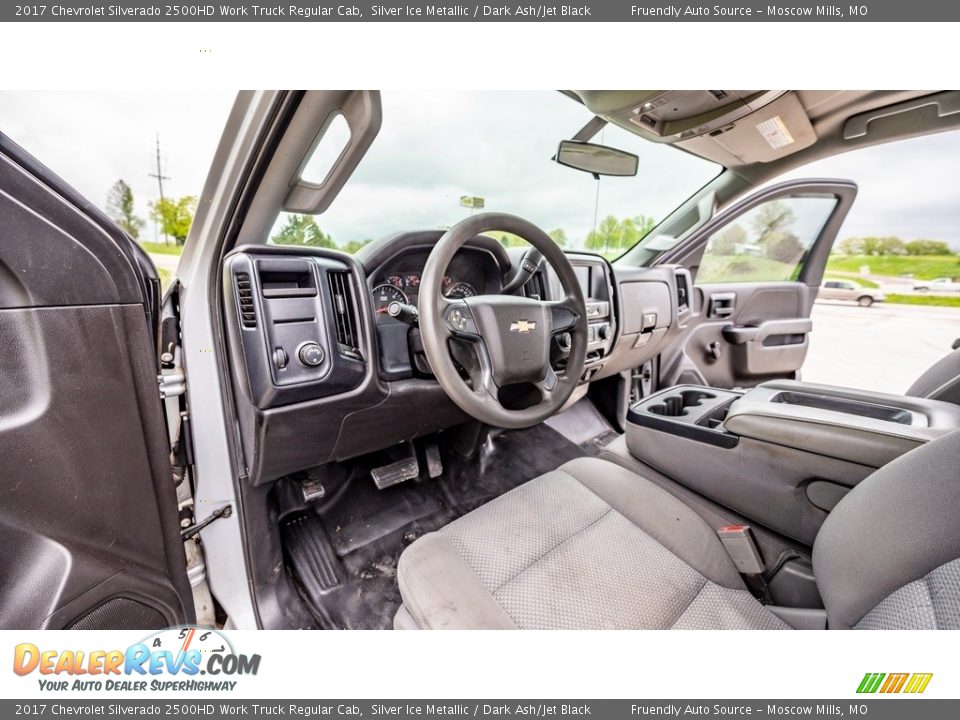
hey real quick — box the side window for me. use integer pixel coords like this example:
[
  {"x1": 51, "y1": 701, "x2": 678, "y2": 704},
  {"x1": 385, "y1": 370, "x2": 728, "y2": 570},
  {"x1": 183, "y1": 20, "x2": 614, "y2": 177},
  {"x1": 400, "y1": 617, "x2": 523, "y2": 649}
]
[{"x1": 697, "y1": 196, "x2": 837, "y2": 284}]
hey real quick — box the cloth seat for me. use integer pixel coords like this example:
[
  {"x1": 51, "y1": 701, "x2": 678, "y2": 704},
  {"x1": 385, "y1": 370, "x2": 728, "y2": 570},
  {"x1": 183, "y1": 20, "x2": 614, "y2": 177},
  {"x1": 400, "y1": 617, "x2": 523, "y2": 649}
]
[
  {"x1": 396, "y1": 457, "x2": 789, "y2": 630},
  {"x1": 397, "y1": 430, "x2": 960, "y2": 630},
  {"x1": 907, "y1": 344, "x2": 960, "y2": 405}
]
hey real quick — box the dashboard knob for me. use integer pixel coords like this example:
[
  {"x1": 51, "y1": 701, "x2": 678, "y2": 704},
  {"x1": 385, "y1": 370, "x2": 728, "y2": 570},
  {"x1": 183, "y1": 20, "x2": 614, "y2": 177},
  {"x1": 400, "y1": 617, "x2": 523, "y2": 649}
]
[
  {"x1": 297, "y1": 342, "x2": 325, "y2": 367},
  {"x1": 598, "y1": 324, "x2": 610, "y2": 340}
]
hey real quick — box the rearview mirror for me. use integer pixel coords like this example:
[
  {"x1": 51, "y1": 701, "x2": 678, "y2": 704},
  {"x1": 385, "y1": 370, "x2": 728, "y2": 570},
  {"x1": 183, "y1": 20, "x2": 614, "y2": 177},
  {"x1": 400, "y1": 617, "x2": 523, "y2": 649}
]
[{"x1": 554, "y1": 140, "x2": 639, "y2": 177}]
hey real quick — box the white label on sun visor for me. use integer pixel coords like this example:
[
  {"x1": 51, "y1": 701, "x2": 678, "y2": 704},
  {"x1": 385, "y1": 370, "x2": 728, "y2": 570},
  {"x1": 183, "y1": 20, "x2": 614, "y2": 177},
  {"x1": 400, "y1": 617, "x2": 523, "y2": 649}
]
[{"x1": 756, "y1": 116, "x2": 795, "y2": 149}]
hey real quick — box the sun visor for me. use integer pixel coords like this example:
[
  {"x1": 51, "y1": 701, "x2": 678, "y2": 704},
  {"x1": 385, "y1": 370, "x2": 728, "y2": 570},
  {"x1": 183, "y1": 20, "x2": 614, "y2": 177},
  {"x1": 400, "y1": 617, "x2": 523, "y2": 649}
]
[{"x1": 681, "y1": 92, "x2": 816, "y2": 165}]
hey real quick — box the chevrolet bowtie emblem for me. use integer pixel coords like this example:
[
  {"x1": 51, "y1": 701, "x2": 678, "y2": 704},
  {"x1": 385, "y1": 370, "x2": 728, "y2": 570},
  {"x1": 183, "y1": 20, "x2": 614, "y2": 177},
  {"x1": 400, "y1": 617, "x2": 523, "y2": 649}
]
[{"x1": 510, "y1": 320, "x2": 536, "y2": 333}]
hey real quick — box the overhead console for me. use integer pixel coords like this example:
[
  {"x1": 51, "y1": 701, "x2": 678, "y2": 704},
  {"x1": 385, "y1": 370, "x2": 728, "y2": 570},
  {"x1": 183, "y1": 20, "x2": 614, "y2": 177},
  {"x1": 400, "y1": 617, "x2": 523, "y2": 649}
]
[{"x1": 224, "y1": 246, "x2": 367, "y2": 408}]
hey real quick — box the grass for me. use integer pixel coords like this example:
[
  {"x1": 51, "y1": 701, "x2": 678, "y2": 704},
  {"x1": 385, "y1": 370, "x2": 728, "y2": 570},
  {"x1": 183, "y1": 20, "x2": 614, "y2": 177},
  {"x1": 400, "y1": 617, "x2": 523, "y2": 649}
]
[
  {"x1": 698, "y1": 255, "x2": 798, "y2": 283},
  {"x1": 826, "y1": 254, "x2": 960, "y2": 281},
  {"x1": 157, "y1": 268, "x2": 173, "y2": 292},
  {"x1": 886, "y1": 293, "x2": 960, "y2": 308},
  {"x1": 139, "y1": 241, "x2": 184, "y2": 256}
]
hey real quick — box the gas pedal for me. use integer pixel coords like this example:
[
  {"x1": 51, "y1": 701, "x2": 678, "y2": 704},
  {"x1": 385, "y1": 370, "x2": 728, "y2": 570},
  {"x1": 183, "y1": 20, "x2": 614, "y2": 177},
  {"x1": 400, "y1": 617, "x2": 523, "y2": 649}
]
[
  {"x1": 371, "y1": 456, "x2": 420, "y2": 490},
  {"x1": 424, "y1": 441, "x2": 443, "y2": 479}
]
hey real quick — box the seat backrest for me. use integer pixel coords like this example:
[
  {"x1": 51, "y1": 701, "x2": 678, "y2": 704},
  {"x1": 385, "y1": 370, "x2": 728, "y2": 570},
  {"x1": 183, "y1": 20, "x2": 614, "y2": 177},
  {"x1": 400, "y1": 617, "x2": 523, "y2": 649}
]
[
  {"x1": 813, "y1": 429, "x2": 960, "y2": 629},
  {"x1": 906, "y1": 347, "x2": 960, "y2": 405}
]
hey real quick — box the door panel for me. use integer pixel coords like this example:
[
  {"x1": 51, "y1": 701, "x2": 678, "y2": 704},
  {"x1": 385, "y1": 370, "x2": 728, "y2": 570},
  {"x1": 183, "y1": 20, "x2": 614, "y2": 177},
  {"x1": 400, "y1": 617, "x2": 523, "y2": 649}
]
[
  {"x1": 658, "y1": 179, "x2": 857, "y2": 390},
  {"x1": 0, "y1": 134, "x2": 192, "y2": 628},
  {"x1": 667, "y1": 282, "x2": 816, "y2": 388}
]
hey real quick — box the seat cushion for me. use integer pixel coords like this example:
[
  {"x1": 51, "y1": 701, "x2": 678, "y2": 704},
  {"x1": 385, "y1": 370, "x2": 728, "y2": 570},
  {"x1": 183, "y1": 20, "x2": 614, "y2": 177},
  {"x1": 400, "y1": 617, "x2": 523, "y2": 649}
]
[{"x1": 396, "y1": 457, "x2": 789, "y2": 630}]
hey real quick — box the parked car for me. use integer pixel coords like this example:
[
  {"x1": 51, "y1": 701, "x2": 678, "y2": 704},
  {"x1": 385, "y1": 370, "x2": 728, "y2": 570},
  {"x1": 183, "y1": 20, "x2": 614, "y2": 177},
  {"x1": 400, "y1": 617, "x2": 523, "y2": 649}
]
[
  {"x1": 818, "y1": 279, "x2": 886, "y2": 306},
  {"x1": 913, "y1": 277, "x2": 960, "y2": 293}
]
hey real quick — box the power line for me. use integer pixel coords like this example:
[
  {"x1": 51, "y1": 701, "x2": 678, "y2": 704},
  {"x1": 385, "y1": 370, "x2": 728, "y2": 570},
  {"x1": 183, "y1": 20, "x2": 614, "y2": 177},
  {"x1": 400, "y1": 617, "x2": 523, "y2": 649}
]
[{"x1": 148, "y1": 134, "x2": 171, "y2": 244}]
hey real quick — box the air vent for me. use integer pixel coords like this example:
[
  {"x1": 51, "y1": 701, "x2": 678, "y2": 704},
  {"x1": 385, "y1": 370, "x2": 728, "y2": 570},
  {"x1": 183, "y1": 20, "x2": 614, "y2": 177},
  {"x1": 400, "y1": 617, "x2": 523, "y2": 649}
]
[
  {"x1": 235, "y1": 272, "x2": 257, "y2": 328},
  {"x1": 327, "y1": 270, "x2": 362, "y2": 360}
]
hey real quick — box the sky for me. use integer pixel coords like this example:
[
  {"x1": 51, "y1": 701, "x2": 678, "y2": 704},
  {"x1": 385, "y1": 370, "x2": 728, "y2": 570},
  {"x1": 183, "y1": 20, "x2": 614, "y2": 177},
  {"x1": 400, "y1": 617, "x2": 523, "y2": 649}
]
[{"x1": 1, "y1": 90, "x2": 958, "y2": 249}]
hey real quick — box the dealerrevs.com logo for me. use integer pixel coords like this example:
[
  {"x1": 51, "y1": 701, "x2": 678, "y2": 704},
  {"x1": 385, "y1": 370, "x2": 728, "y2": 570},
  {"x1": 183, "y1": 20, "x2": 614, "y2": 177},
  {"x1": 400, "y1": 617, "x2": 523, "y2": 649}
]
[{"x1": 13, "y1": 627, "x2": 260, "y2": 692}]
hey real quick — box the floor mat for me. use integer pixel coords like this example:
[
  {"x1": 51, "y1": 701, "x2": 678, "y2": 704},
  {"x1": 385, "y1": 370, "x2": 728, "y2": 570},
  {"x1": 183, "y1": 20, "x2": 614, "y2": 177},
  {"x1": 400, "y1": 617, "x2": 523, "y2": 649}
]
[{"x1": 281, "y1": 411, "x2": 618, "y2": 629}]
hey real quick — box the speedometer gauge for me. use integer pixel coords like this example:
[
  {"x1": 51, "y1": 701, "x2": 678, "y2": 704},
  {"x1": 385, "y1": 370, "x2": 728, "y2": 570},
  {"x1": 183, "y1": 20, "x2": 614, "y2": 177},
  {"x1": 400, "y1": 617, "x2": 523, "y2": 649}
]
[
  {"x1": 372, "y1": 284, "x2": 409, "y2": 315},
  {"x1": 444, "y1": 282, "x2": 478, "y2": 299}
]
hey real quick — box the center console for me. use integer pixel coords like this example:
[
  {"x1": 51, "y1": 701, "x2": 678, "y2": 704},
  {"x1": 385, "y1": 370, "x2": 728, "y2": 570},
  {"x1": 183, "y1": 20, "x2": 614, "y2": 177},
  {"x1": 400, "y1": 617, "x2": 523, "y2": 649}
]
[{"x1": 622, "y1": 380, "x2": 960, "y2": 546}]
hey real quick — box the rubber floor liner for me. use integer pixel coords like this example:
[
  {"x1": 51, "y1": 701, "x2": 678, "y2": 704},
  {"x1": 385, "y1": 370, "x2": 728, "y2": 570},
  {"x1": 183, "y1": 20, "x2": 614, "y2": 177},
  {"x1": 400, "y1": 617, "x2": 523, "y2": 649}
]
[
  {"x1": 282, "y1": 514, "x2": 343, "y2": 595},
  {"x1": 282, "y1": 417, "x2": 616, "y2": 628}
]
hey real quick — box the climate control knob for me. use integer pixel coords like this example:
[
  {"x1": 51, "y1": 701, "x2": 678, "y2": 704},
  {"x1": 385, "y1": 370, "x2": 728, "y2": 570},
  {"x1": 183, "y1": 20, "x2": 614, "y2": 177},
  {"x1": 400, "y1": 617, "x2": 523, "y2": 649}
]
[{"x1": 297, "y1": 342, "x2": 325, "y2": 367}]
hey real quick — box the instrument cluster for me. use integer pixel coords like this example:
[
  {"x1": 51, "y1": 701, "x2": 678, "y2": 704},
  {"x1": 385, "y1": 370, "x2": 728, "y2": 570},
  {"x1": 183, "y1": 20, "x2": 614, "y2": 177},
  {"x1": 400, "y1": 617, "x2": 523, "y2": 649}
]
[{"x1": 369, "y1": 247, "x2": 497, "y2": 323}]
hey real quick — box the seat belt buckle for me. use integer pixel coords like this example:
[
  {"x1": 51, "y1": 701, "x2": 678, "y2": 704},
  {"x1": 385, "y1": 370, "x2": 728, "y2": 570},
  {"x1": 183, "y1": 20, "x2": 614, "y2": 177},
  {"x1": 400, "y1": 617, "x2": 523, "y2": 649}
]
[{"x1": 717, "y1": 525, "x2": 765, "y2": 575}]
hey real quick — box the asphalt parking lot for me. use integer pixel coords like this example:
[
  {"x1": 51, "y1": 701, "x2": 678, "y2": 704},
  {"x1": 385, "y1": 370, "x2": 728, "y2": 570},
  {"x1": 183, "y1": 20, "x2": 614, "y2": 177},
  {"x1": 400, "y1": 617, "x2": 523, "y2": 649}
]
[{"x1": 803, "y1": 301, "x2": 960, "y2": 395}]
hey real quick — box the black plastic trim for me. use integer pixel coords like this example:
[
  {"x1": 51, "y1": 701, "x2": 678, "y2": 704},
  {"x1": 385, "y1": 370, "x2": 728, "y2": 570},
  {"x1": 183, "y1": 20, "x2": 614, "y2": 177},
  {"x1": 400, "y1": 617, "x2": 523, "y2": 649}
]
[{"x1": 626, "y1": 407, "x2": 740, "y2": 449}]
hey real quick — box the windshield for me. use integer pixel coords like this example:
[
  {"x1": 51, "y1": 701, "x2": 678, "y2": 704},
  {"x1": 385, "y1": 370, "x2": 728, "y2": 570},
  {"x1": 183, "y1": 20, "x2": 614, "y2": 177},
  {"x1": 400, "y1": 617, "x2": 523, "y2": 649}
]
[{"x1": 271, "y1": 91, "x2": 720, "y2": 258}]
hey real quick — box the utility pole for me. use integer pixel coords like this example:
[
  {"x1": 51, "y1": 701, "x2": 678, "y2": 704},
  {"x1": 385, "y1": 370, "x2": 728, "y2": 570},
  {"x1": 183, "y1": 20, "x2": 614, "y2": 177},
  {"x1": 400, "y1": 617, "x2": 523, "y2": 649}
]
[{"x1": 148, "y1": 134, "x2": 171, "y2": 244}]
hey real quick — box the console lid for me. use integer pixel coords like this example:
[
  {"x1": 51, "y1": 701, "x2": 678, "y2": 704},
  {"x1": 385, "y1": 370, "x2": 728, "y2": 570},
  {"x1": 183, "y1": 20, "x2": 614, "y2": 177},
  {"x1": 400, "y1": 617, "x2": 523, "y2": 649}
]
[{"x1": 723, "y1": 380, "x2": 960, "y2": 467}]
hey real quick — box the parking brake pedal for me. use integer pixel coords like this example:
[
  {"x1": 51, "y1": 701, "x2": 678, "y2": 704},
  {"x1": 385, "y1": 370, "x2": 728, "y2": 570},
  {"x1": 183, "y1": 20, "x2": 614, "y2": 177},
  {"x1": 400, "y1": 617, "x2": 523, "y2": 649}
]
[{"x1": 371, "y1": 443, "x2": 420, "y2": 490}]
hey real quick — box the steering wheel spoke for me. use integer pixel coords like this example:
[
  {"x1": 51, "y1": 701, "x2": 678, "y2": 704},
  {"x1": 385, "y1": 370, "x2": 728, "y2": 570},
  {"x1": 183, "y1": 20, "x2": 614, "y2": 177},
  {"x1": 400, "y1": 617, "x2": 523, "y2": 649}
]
[
  {"x1": 462, "y1": 336, "x2": 500, "y2": 402},
  {"x1": 441, "y1": 299, "x2": 480, "y2": 339},
  {"x1": 534, "y1": 365, "x2": 560, "y2": 403},
  {"x1": 546, "y1": 295, "x2": 581, "y2": 334}
]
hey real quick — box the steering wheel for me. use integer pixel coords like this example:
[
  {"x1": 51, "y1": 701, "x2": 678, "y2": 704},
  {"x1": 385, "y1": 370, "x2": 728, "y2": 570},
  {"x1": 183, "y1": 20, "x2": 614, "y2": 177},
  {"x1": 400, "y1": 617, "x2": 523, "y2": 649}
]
[{"x1": 420, "y1": 212, "x2": 588, "y2": 429}]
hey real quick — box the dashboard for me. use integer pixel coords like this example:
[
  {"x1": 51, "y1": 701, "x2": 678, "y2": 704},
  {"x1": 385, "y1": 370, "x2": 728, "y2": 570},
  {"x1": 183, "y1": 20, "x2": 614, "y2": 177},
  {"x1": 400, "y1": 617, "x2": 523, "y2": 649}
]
[{"x1": 221, "y1": 231, "x2": 683, "y2": 483}]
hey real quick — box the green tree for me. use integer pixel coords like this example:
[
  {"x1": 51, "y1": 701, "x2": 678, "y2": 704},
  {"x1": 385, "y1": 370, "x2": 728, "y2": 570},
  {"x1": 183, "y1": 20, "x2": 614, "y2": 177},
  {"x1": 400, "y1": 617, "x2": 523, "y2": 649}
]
[
  {"x1": 496, "y1": 232, "x2": 529, "y2": 248},
  {"x1": 341, "y1": 238, "x2": 373, "y2": 254},
  {"x1": 837, "y1": 237, "x2": 863, "y2": 255},
  {"x1": 840, "y1": 236, "x2": 908, "y2": 256},
  {"x1": 709, "y1": 223, "x2": 746, "y2": 256},
  {"x1": 906, "y1": 239, "x2": 953, "y2": 256},
  {"x1": 874, "y1": 237, "x2": 907, "y2": 256},
  {"x1": 149, "y1": 195, "x2": 198, "y2": 246},
  {"x1": 548, "y1": 228, "x2": 568, "y2": 247},
  {"x1": 106, "y1": 179, "x2": 144, "y2": 239},
  {"x1": 618, "y1": 215, "x2": 655, "y2": 251},
  {"x1": 585, "y1": 215, "x2": 621, "y2": 252},
  {"x1": 750, "y1": 201, "x2": 796, "y2": 245},
  {"x1": 765, "y1": 232, "x2": 805, "y2": 264},
  {"x1": 271, "y1": 214, "x2": 335, "y2": 248}
]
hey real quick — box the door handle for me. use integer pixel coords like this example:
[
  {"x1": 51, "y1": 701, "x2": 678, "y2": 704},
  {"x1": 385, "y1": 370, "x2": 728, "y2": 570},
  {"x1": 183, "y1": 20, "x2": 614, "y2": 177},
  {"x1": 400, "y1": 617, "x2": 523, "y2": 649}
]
[
  {"x1": 708, "y1": 292, "x2": 737, "y2": 319},
  {"x1": 722, "y1": 325, "x2": 760, "y2": 345}
]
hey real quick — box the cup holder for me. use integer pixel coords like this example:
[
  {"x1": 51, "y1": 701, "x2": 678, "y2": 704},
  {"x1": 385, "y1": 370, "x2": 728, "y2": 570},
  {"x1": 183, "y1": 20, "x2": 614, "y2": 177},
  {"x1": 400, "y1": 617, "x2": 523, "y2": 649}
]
[{"x1": 648, "y1": 390, "x2": 716, "y2": 417}]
